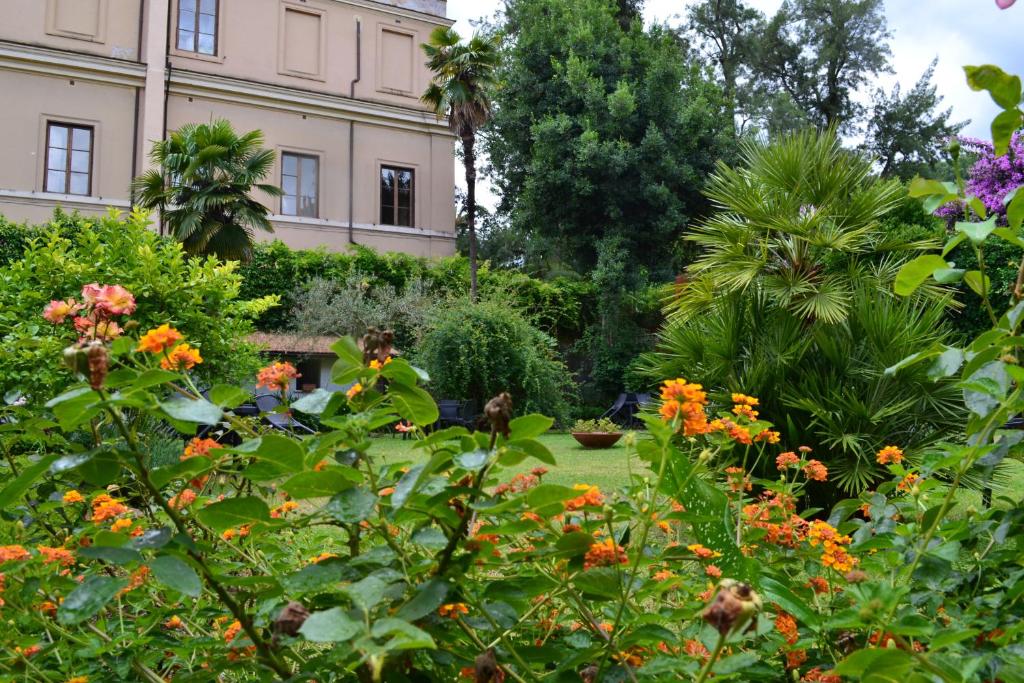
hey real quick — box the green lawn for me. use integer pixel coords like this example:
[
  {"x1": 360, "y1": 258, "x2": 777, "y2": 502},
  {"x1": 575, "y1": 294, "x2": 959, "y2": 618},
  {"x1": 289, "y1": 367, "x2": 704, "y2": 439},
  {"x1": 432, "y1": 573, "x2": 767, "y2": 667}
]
[
  {"x1": 370, "y1": 432, "x2": 643, "y2": 491},
  {"x1": 368, "y1": 432, "x2": 1024, "y2": 510}
]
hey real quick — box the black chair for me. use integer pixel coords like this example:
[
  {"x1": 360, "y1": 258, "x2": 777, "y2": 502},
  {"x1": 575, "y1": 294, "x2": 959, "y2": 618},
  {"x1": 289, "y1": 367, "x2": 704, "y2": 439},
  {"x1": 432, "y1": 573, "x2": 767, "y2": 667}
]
[
  {"x1": 436, "y1": 400, "x2": 474, "y2": 430},
  {"x1": 253, "y1": 393, "x2": 315, "y2": 434}
]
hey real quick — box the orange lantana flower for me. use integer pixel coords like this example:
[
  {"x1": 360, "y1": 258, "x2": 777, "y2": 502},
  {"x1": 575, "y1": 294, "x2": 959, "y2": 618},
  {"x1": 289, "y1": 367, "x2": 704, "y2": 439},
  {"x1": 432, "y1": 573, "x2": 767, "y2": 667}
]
[
  {"x1": 256, "y1": 361, "x2": 299, "y2": 393},
  {"x1": 160, "y1": 343, "x2": 203, "y2": 371},
  {"x1": 137, "y1": 324, "x2": 183, "y2": 354},
  {"x1": 876, "y1": 445, "x2": 904, "y2": 465}
]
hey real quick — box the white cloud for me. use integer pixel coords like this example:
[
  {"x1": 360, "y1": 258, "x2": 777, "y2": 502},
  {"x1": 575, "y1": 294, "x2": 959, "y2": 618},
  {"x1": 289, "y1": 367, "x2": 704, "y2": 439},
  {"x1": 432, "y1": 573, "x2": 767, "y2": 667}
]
[{"x1": 448, "y1": 0, "x2": 1024, "y2": 209}]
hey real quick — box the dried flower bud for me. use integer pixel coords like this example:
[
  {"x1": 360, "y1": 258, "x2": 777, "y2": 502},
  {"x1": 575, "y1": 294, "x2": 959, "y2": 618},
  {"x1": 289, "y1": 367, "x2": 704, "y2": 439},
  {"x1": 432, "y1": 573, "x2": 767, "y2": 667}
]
[
  {"x1": 701, "y1": 579, "x2": 762, "y2": 636},
  {"x1": 273, "y1": 601, "x2": 309, "y2": 637},
  {"x1": 844, "y1": 569, "x2": 868, "y2": 583},
  {"x1": 86, "y1": 341, "x2": 109, "y2": 390},
  {"x1": 63, "y1": 344, "x2": 89, "y2": 377},
  {"x1": 485, "y1": 392, "x2": 513, "y2": 438},
  {"x1": 579, "y1": 665, "x2": 599, "y2": 683},
  {"x1": 474, "y1": 648, "x2": 502, "y2": 683}
]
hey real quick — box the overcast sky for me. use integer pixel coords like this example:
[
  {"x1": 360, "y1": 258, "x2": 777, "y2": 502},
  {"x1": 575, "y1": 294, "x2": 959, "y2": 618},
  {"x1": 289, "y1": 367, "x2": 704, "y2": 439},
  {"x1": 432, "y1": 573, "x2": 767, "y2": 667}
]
[{"x1": 445, "y1": 0, "x2": 1024, "y2": 210}]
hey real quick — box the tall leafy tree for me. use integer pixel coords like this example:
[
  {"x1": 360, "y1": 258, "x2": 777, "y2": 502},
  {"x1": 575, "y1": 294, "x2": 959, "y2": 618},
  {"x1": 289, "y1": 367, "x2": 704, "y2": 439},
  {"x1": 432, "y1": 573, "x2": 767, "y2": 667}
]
[
  {"x1": 132, "y1": 120, "x2": 280, "y2": 262},
  {"x1": 485, "y1": 0, "x2": 731, "y2": 277},
  {"x1": 422, "y1": 26, "x2": 499, "y2": 301},
  {"x1": 686, "y1": 0, "x2": 765, "y2": 135},
  {"x1": 862, "y1": 60, "x2": 967, "y2": 179},
  {"x1": 757, "y1": 0, "x2": 892, "y2": 132}
]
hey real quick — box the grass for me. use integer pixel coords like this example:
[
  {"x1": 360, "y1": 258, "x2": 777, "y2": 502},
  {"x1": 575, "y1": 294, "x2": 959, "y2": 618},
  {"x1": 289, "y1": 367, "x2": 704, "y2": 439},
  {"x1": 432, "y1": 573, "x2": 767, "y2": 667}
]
[
  {"x1": 368, "y1": 432, "x2": 1024, "y2": 510},
  {"x1": 370, "y1": 432, "x2": 642, "y2": 491}
]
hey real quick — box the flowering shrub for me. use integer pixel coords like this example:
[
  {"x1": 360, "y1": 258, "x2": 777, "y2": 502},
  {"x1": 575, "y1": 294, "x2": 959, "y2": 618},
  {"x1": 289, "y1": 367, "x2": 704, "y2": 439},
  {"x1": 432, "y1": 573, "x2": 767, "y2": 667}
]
[
  {"x1": 3, "y1": 285, "x2": 1024, "y2": 681},
  {"x1": 0, "y1": 210, "x2": 277, "y2": 404}
]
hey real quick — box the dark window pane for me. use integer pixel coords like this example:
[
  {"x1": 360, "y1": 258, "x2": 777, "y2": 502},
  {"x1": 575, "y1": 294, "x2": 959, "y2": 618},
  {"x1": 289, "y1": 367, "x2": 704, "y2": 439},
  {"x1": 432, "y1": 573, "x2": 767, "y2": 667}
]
[{"x1": 397, "y1": 207, "x2": 411, "y2": 226}]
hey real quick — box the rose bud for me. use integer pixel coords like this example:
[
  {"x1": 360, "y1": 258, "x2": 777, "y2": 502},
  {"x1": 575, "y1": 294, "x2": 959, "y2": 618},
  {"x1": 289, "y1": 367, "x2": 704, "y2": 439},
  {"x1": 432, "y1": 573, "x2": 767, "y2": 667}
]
[
  {"x1": 701, "y1": 579, "x2": 762, "y2": 636},
  {"x1": 273, "y1": 601, "x2": 309, "y2": 637}
]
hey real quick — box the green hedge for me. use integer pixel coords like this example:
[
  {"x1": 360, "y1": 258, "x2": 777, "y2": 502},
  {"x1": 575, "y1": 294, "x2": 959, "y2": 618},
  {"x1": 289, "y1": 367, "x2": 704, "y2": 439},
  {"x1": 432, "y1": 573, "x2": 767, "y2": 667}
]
[{"x1": 238, "y1": 241, "x2": 597, "y2": 340}]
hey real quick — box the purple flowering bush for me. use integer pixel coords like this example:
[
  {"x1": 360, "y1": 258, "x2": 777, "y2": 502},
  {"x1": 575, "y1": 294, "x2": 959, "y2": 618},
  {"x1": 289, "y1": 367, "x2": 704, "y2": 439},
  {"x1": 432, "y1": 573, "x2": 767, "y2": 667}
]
[{"x1": 936, "y1": 133, "x2": 1024, "y2": 224}]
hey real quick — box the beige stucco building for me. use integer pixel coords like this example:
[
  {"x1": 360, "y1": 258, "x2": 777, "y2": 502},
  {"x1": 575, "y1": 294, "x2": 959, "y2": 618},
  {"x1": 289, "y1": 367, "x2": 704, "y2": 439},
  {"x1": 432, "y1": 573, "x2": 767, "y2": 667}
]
[{"x1": 0, "y1": 0, "x2": 457, "y2": 257}]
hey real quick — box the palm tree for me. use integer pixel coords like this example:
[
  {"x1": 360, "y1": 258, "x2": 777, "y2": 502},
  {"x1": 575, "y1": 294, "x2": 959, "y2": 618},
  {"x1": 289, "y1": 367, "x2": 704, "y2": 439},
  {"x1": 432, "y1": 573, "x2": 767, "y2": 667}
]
[
  {"x1": 132, "y1": 120, "x2": 281, "y2": 262},
  {"x1": 422, "y1": 26, "x2": 499, "y2": 301},
  {"x1": 645, "y1": 129, "x2": 963, "y2": 497}
]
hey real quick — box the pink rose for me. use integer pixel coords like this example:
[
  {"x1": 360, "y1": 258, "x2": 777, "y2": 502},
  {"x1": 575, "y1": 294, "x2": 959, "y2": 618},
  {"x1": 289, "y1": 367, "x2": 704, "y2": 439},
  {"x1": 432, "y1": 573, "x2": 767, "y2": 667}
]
[
  {"x1": 93, "y1": 284, "x2": 137, "y2": 317},
  {"x1": 997, "y1": 0, "x2": 1016, "y2": 8},
  {"x1": 80, "y1": 283, "x2": 103, "y2": 305},
  {"x1": 42, "y1": 299, "x2": 80, "y2": 324}
]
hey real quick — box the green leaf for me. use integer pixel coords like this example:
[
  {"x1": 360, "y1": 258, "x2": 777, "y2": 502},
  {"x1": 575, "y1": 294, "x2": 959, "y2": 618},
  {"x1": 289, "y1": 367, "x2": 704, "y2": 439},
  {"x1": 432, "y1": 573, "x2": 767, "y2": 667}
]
[
  {"x1": 326, "y1": 487, "x2": 378, "y2": 523},
  {"x1": 455, "y1": 449, "x2": 489, "y2": 471},
  {"x1": 292, "y1": 388, "x2": 333, "y2": 416},
  {"x1": 908, "y1": 177, "x2": 954, "y2": 198},
  {"x1": 160, "y1": 397, "x2": 223, "y2": 425},
  {"x1": 391, "y1": 464, "x2": 425, "y2": 510},
  {"x1": 1008, "y1": 191, "x2": 1024, "y2": 232},
  {"x1": 299, "y1": 607, "x2": 362, "y2": 643},
  {"x1": 396, "y1": 579, "x2": 449, "y2": 621},
  {"x1": 992, "y1": 227, "x2": 1024, "y2": 249},
  {"x1": 78, "y1": 546, "x2": 142, "y2": 565},
  {"x1": 255, "y1": 434, "x2": 306, "y2": 471},
  {"x1": 835, "y1": 647, "x2": 914, "y2": 676},
  {"x1": 526, "y1": 484, "x2": 578, "y2": 509},
  {"x1": 150, "y1": 555, "x2": 202, "y2": 597},
  {"x1": 344, "y1": 575, "x2": 388, "y2": 613},
  {"x1": 928, "y1": 347, "x2": 964, "y2": 380},
  {"x1": 508, "y1": 414, "x2": 554, "y2": 440},
  {"x1": 965, "y1": 65, "x2": 1022, "y2": 109},
  {"x1": 58, "y1": 576, "x2": 127, "y2": 625},
  {"x1": 931, "y1": 268, "x2": 964, "y2": 285},
  {"x1": 388, "y1": 383, "x2": 439, "y2": 426},
  {"x1": 331, "y1": 337, "x2": 363, "y2": 366},
  {"x1": 941, "y1": 231, "x2": 968, "y2": 257},
  {"x1": 759, "y1": 577, "x2": 820, "y2": 632},
  {"x1": 370, "y1": 618, "x2": 436, "y2": 650},
  {"x1": 209, "y1": 384, "x2": 250, "y2": 409},
  {"x1": 992, "y1": 109, "x2": 1024, "y2": 157},
  {"x1": 894, "y1": 255, "x2": 949, "y2": 296},
  {"x1": 0, "y1": 454, "x2": 58, "y2": 510},
  {"x1": 963, "y1": 271, "x2": 991, "y2": 297},
  {"x1": 713, "y1": 652, "x2": 759, "y2": 675},
  {"x1": 506, "y1": 438, "x2": 556, "y2": 465},
  {"x1": 130, "y1": 369, "x2": 179, "y2": 390},
  {"x1": 44, "y1": 386, "x2": 95, "y2": 408},
  {"x1": 955, "y1": 217, "x2": 998, "y2": 246},
  {"x1": 195, "y1": 496, "x2": 271, "y2": 531},
  {"x1": 282, "y1": 469, "x2": 358, "y2": 499}
]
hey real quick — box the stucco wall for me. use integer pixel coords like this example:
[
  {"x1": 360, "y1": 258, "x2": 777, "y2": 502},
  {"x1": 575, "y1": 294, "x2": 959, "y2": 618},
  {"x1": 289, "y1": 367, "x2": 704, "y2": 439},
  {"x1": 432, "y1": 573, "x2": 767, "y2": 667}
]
[
  {"x1": 0, "y1": 69, "x2": 137, "y2": 201},
  {"x1": 0, "y1": 0, "x2": 143, "y2": 62}
]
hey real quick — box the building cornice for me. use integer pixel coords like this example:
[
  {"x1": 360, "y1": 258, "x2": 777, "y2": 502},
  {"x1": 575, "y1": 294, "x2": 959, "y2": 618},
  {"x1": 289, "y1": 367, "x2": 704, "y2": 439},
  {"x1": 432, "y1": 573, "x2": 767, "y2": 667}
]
[
  {"x1": 328, "y1": 0, "x2": 453, "y2": 27},
  {"x1": 0, "y1": 188, "x2": 132, "y2": 210},
  {"x1": 169, "y1": 70, "x2": 454, "y2": 136},
  {"x1": 268, "y1": 214, "x2": 455, "y2": 240},
  {"x1": 0, "y1": 40, "x2": 144, "y2": 88}
]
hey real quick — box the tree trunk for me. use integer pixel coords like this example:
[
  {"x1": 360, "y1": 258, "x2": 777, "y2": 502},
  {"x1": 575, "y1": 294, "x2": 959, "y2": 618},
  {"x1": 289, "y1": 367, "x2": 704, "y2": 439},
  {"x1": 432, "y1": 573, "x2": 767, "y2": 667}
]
[{"x1": 462, "y1": 129, "x2": 479, "y2": 302}]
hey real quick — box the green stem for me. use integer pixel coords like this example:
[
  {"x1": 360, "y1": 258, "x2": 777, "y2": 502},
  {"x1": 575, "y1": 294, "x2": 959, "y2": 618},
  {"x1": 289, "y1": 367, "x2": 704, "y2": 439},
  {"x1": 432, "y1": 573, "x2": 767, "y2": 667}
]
[{"x1": 694, "y1": 631, "x2": 727, "y2": 683}]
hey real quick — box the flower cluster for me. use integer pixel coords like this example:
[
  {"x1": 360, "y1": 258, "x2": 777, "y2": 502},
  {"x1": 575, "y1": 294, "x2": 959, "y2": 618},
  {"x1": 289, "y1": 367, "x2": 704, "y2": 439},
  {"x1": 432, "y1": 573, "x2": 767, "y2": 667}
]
[
  {"x1": 256, "y1": 361, "x2": 300, "y2": 393},
  {"x1": 583, "y1": 538, "x2": 628, "y2": 570},
  {"x1": 43, "y1": 283, "x2": 136, "y2": 343},
  {"x1": 659, "y1": 378, "x2": 709, "y2": 436},
  {"x1": 807, "y1": 521, "x2": 857, "y2": 573},
  {"x1": 438, "y1": 603, "x2": 469, "y2": 619},
  {"x1": 565, "y1": 484, "x2": 603, "y2": 511},
  {"x1": 91, "y1": 494, "x2": 128, "y2": 522},
  {"x1": 876, "y1": 445, "x2": 904, "y2": 465},
  {"x1": 137, "y1": 324, "x2": 204, "y2": 373}
]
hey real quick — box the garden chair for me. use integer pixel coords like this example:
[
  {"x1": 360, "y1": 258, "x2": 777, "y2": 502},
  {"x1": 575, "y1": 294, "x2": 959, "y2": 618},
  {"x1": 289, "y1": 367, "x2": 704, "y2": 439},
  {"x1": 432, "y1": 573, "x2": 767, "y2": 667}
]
[
  {"x1": 436, "y1": 400, "x2": 475, "y2": 430},
  {"x1": 253, "y1": 393, "x2": 315, "y2": 434}
]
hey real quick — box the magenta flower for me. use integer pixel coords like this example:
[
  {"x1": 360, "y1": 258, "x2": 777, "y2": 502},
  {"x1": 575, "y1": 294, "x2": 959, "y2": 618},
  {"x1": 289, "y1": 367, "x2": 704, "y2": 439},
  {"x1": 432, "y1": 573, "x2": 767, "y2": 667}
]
[{"x1": 996, "y1": 0, "x2": 1016, "y2": 8}]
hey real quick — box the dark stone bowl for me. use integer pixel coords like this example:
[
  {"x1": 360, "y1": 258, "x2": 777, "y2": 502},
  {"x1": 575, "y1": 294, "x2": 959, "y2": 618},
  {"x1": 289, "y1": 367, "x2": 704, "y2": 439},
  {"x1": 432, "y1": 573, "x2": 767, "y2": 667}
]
[{"x1": 571, "y1": 432, "x2": 623, "y2": 449}]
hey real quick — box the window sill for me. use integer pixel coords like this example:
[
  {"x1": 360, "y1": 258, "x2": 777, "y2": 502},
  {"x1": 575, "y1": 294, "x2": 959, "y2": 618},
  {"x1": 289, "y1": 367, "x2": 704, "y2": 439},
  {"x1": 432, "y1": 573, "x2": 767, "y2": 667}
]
[{"x1": 169, "y1": 49, "x2": 226, "y2": 64}]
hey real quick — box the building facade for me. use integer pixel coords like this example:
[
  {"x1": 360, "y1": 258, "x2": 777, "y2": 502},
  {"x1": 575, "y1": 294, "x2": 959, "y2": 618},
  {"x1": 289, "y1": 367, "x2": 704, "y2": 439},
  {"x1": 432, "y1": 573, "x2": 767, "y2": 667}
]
[{"x1": 0, "y1": 0, "x2": 457, "y2": 257}]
